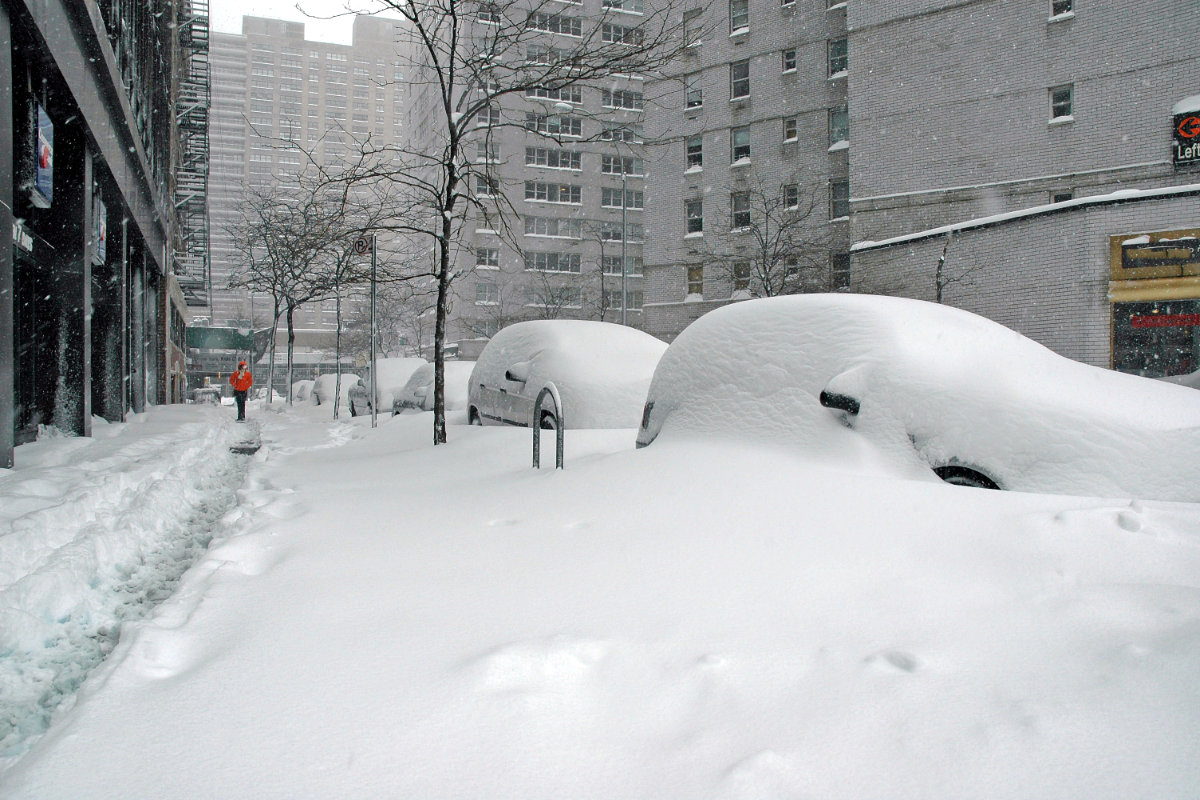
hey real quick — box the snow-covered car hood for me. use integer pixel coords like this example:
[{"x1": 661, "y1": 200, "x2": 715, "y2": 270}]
[{"x1": 636, "y1": 294, "x2": 1200, "y2": 501}]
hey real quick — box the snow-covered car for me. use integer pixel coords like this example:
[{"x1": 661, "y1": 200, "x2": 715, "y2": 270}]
[
  {"x1": 291, "y1": 380, "x2": 314, "y2": 403},
  {"x1": 349, "y1": 357, "x2": 428, "y2": 416},
  {"x1": 312, "y1": 373, "x2": 360, "y2": 407},
  {"x1": 191, "y1": 387, "x2": 221, "y2": 405},
  {"x1": 392, "y1": 361, "x2": 476, "y2": 414},
  {"x1": 468, "y1": 320, "x2": 667, "y2": 429},
  {"x1": 635, "y1": 294, "x2": 1200, "y2": 502}
]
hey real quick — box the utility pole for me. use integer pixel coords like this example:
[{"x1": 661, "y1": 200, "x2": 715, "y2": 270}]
[
  {"x1": 370, "y1": 234, "x2": 378, "y2": 428},
  {"x1": 621, "y1": 168, "x2": 628, "y2": 326}
]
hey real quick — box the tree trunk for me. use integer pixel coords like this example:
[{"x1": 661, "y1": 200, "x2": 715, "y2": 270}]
[
  {"x1": 266, "y1": 299, "x2": 281, "y2": 404},
  {"x1": 433, "y1": 221, "x2": 451, "y2": 445},
  {"x1": 286, "y1": 305, "x2": 296, "y2": 405},
  {"x1": 333, "y1": 281, "x2": 342, "y2": 419}
]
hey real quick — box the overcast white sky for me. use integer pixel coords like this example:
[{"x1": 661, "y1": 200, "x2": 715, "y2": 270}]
[{"x1": 209, "y1": 0, "x2": 366, "y2": 44}]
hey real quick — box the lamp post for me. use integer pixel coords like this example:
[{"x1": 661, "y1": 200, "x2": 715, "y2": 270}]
[{"x1": 620, "y1": 167, "x2": 627, "y2": 326}]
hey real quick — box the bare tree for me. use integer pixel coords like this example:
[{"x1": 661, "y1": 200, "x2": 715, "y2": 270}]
[
  {"x1": 324, "y1": 0, "x2": 693, "y2": 444},
  {"x1": 933, "y1": 231, "x2": 983, "y2": 303},
  {"x1": 342, "y1": 280, "x2": 438, "y2": 359},
  {"x1": 228, "y1": 162, "x2": 411, "y2": 405},
  {"x1": 687, "y1": 170, "x2": 835, "y2": 299}
]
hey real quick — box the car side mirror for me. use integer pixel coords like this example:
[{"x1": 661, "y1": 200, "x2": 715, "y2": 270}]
[
  {"x1": 505, "y1": 361, "x2": 532, "y2": 383},
  {"x1": 819, "y1": 390, "x2": 860, "y2": 417}
]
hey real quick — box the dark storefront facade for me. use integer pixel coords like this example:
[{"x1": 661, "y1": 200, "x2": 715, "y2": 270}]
[
  {"x1": 1110, "y1": 229, "x2": 1200, "y2": 378},
  {"x1": 2, "y1": 0, "x2": 206, "y2": 467}
]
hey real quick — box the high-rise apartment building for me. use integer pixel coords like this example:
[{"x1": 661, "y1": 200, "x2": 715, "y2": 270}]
[
  {"x1": 207, "y1": 15, "x2": 406, "y2": 335},
  {"x1": 402, "y1": 0, "x2": 650, "y2": 360},
  {"x1": 642, "y1": 0, "x2": 849, "y2": 340}
]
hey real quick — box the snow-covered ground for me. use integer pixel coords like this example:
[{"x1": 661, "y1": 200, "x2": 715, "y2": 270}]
[{"x1": 2, "y1": 399, "x2": 1199, "y2": 799}]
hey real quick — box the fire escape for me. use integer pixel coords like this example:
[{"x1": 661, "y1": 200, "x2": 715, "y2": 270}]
[{"x1": 174, "y1": 0, "x2": 211, "y2": 307}]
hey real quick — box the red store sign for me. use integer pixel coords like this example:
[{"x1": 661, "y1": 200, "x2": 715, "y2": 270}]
[{"x1": 1131, "y1": 313, "x2": 1200, "y2": 329}]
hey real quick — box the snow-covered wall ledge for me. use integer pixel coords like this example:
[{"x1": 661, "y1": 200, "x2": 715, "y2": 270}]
[{"x1": 853, "y1": 183, "x2": 1200, "y2": 252}]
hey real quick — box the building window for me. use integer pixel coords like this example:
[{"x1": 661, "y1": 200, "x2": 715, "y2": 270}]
[
  {"x1": 1050, "y1": 84, "x2": 1073, "y2": 121},
  {"x1": 731, "y1": 192, "x2": 751, "y2": 229},
  {"x1": 1050, "y1": 0, "x2": 1072, "y2": 16},
  {"x1": 602, "y1": 187, "x2": 644, "y2": 208},
  {"x1": 782, "y1": 0, "x2": 795, "y2": 6},
  {"x1": 602, "y1": 0, "x2": 644, "y2": 12},
  {"x1": 602, "y1": 22, "x2": 643, "y2": 44},
  {"x1": 475, "y1": 174, "x2": 499, "y2": 196},
  {"x1": 686, "y1": 135, "x2": 704, "y2": 169},
  {"x1": 601, "y1": 89, "x2": 645, "y2": 110},
  {"x1": 525, "y1": 182, "x2": 583, "y2": 204},
  {"x1": 525, "y1": 216, "x2": 584, "y2": 238},
  {"x1": 683, "y1": 8, "x2": 704, "y2": 46},
  {"x1": 729, "y1": 0, "x2": 749, "y2": 32},
  {"x1": 685, "y1": 74, "x2": 703, "y2": 109},
  {"x1": 525, "y1": 113, "x2": 583, "y2": 137},
  {"x1": 830, "y1": 180, "x2": 850, "y2": 219},
  {"x1": 600, "y1": 221, "x2": 643, "y2": 241},
  {"x1": 476, "y1": 247, "x2": 500, "y2": 268},
  {"x1": 477, "y1": 140, "x2": 500, "y2": 162},
  {"x1": 730, "y1": 59, "x2": 750, "y2": 99},
  {"x1": 782, "y1": 49, "x2": 797, "y2": 73},
  {"x1": 600, "y1": 123, "x2": 643, "y2": 143},
  {"x1": 828, "y1": 38, "x2": 848, "y2": 76},
  {"x1": 829, "y1": 105, "x2": 849, "y2": 145},
  {"x1": 604, "y1": 255, "x2": 643, "y2": 275},
  {"x1": 731, "y1": 126, "x2": 751, "y2": 162},
  {"x1": 475, "y1": 282, "x2": 499, "y2": 304},
  {"x1": 531, "y1": 12, "x2": 583, "y2": 36},
  {"x1": 783, "y1": 184, "x2": 799, "y2": 208},
  {"x1": 479, "y1": 3, "x2": 501, "y2": 23},
  {"x1": 478, "y1": 105, "x2": 501, "y2": 126},
  {"x1": 526, "y1": 147, "x2": 582, "y2": 170},
  {"x1": 686, "y1": 199, "x2": 704, "y2": 233},
  {"x1": 602, "y1": 155, "x2": 643, "y2": 175},
  {"x1": 831, "y1": 252, "x2": 850, "y2": 289},
  {"x1": 1051, "y1": 189, "x2": 1074, "y2": 203},
  {"x1": 524, "y1": 251, "x2": 582, "y2": 273},
  {"x1": 733, "y1": 261, "x2": 751, "y2": 292},
  {"x1": 527, "y1": 85, "x2": 583, "y2": 104},
  {"x1": 687, "y1": 265, "x2": 704, "y2": 295},
  {"x1": 783, "y1": 117, "x2": 798, "y2": 142}
]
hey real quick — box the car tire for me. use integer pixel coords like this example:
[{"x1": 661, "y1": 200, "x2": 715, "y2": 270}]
[
  {"x1": 933, "y1": 466, "x2": 999, "y2": 490},
  {"x1": 469, "y1": 408, "x2": 482, "y2": 426},
  {"x1": 539, "y1": 412, "x2": 558, "y2": 430}
]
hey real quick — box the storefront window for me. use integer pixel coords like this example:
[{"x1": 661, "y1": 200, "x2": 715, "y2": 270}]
[{"x1": 1112, "y1": 299, "x2": 1200, "y2": 377}]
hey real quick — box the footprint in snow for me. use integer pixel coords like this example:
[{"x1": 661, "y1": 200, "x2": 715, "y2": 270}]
[{"x1": 864, "y1": 649, "x2": 920, "y2": 674}]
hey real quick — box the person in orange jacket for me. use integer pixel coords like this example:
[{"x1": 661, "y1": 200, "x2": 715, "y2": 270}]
[{"x1": 229, "y1": 361, "x2": 253, "y2": 422}]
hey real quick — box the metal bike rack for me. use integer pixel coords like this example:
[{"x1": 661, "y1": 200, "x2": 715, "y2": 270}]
[{"x1": 532, "y1": 384, "x2": 564, "y2": 469}]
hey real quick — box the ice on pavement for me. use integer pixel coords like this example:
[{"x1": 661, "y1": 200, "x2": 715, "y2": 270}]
[{"x1": 0, "y1": 409, "x2": 252, "y2": 761}]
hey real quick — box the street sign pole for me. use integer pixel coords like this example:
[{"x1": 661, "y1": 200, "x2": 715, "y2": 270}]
[
  {"x1": 370, "y1": 234, "x2": 378, "y2": 429},
  {"x1": 354, "y1": 234, "x2": 378, "y2": 428}
]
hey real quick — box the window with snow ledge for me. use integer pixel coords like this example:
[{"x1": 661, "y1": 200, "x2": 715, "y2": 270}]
[
  {"x1": 1049, "y1": 84, "x2": 1073, "y2": 122},
  {"x1": 828, "y1": 140, "x2": 848, "y2": 152},
  {"x1": 1048, "y1": 0, "x2": 1073, "y2": 20}
]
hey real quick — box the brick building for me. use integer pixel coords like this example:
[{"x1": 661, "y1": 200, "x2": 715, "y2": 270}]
[{"x1": 643, "y1": 0, "x2": 1200, "y2": 377}]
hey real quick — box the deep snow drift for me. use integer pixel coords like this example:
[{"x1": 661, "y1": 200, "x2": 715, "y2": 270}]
[{"x1": 1, "y1": 399, "x2": 1199, "y2": 799}]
